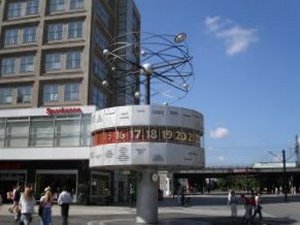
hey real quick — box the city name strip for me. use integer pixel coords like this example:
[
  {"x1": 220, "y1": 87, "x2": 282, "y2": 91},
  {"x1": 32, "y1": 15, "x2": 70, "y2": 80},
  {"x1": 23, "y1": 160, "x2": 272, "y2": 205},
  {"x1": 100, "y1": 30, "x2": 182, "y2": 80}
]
[{"x1": 92, "y1": 126, "x2": 200, "y2": 146}]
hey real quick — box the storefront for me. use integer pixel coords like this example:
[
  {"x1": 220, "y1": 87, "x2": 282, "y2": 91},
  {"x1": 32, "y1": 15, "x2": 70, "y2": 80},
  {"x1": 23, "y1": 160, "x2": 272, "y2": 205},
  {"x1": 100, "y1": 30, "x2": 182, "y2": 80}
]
[{"x1": 0, "y1": 106, "x2": 131, "y2": 204}]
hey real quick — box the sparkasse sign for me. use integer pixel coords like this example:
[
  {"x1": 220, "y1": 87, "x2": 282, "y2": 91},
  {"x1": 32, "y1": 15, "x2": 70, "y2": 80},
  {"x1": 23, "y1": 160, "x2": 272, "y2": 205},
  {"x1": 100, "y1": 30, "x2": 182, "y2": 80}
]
[{"x1": 46, "y1": 107, "x2": 82, "y2": 115}]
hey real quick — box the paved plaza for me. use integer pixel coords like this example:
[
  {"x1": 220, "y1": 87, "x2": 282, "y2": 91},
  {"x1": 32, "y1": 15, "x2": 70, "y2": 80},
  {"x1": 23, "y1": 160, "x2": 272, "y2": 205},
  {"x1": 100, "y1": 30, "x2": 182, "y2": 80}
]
[{"x1": 1, "y1": 194, "x2": 300, "y2": 225}]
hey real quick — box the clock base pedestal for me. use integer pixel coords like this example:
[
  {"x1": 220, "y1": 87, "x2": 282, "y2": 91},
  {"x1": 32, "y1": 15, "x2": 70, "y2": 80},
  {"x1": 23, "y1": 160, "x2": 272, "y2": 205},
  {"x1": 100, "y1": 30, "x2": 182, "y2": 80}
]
[{"x1": 136, "y1": 169, "x2": 158, "y2": 224}]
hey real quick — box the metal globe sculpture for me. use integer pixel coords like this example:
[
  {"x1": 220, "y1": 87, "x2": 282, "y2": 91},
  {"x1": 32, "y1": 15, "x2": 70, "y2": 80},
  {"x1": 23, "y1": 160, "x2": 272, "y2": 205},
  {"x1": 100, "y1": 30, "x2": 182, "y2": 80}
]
[{"x1": 102, "y1": 32, "x2": 194, "y2": 105}]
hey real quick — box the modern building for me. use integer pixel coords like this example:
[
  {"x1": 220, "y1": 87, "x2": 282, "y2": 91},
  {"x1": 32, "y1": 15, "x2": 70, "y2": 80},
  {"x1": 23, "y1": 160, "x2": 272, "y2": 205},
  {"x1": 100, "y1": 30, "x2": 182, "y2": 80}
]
[{"x1": 0, "y1": 0, "x2": 140, "y2": 204}]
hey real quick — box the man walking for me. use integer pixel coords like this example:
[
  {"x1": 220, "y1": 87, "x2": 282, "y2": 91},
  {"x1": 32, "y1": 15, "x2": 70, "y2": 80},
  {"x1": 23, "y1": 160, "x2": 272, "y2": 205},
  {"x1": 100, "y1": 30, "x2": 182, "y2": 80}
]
[{"x1": 58, "y1": 187, "x2": 73, "y2": 225}]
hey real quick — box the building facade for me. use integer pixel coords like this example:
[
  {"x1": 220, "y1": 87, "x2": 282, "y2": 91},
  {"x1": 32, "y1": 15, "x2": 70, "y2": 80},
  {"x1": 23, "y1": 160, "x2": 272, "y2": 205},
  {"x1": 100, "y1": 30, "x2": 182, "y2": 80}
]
[{"x1": 0, "y1": 0, "x2": 140, "y2": 204}]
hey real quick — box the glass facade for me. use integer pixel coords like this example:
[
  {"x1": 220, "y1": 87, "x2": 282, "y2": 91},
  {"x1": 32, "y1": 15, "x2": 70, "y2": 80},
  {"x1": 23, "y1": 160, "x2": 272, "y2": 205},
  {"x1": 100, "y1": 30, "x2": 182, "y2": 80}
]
[{"x1": 0, "y1": 114, "x2": 91, "y2": 148}]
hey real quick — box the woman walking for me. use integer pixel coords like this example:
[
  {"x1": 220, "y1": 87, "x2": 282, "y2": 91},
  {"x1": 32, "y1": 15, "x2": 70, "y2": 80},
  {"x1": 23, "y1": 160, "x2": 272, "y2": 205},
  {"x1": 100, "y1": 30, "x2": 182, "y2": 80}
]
[
  {"x1": 19, "y1": 187, "x2": 36, "y2": 225},
  {"x1": 40, "y1": 190, "x2": 53, "y2": 225}
]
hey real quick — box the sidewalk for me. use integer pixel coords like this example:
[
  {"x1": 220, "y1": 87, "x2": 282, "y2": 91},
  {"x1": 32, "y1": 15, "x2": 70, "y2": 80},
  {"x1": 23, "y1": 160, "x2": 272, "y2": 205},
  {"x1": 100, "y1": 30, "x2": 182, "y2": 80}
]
[{"x1": 1, "y1": 195, "x2": 299, "y2": 225}]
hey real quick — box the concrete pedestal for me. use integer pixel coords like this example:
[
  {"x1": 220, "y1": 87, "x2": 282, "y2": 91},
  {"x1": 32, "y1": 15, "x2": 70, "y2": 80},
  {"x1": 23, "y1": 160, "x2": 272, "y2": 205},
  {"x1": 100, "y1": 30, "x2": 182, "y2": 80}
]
[{"x1": 136, "y1": 169, "x2": 158, "y2": 224}]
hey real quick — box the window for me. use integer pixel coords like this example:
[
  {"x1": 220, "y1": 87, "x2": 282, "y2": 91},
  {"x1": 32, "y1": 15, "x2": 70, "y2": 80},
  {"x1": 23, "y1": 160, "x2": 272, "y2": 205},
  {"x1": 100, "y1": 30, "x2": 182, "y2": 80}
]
[
  {"x1": 20, "y1": 55, "x2": 35, "y2": 73},
  {"x1": 1, "y1": 58, "x2": 16, "y2": 75},
  {"x1": 50, "y1": 0, "x2": 65, "y2": 12},
  {"x1": 7, "y1": 2, "x2": 21, "y2": 19},
  {"x1": 17, "y1": 85, "x2": 32, "y2": 103},
  {"x1": 6, "y1": 119, "x2": 29, "y2": 147},
  {"x1": 26, "y1": 0, "x2": 39, "y2": 15},
  {"x1": 43, "y1": 84, "x2": 59, "y2": 102},
  {"x1": 66, "y1": 51, "x2": 81, "y2": 69},
  {"x1": 55, "y1": 118, "x2": 81, "y2": 146},
  {"x1": 30, "y1": 117, "x2": 54, "y2": 147},
  {"x1": 95, "y1": 1, "x2": 109, "y2": 28},
  {"x1": 68, "y1": 21, "x2": 82, "y2": 39},
  {"x1": 23, "y1": 26, "x2": 36, "y2": 43},
  {"x1": 4, "y1": 29, "x2": 18, "y2": 46},
  {"x1": 92, "y1": 86, "x2": 106, "y2": 109},
  {"x1": 45, "y1": 53, "x2": 61, "y2": 71},
  {"x1": 0, "y1": 119, "x2": 5, "y2": 147},
  {"x1": 48, "y1": 24, "x2": 63, "y2": 41},
  {"x1": 70, "y1": 0, "x2": 84, "y2": 9},
  {"x1": 0, "y1": 87, "x2": 13, "y2": 104},
  {"x1": 93, "y1": 57, "x2": 107, "y2": 80},
  {"x1": 94, "y1": 27, "x2": 109, "y2": 49},
  {"x1": 65, "y1": 83, "x2": 80, "y2": 101}
]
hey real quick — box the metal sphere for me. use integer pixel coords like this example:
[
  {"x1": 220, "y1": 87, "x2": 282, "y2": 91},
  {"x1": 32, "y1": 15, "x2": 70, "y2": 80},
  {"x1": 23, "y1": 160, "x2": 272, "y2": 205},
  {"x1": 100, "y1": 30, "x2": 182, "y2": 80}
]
[
  {"x1": 141, "y1": 49, "x2": 147, "y2": 56},
  {"x1": 174, "y1": 32, "x2": 187, "y2": 43},
  {"x1": 141, "y1": 63, "x2": 153, "y2": 76},
  {"x1": 134, "y1": 91, "x2": 140, "y2": 99},
  {"x1": 103, "y1": 49, "x2": 110, "y2": 56},
  {"x1": 102, "y1": 80, "x2": 109, "y2": 87},
  {"x1": 183, "y1": 83, "x2": 189, "y2": 91}
]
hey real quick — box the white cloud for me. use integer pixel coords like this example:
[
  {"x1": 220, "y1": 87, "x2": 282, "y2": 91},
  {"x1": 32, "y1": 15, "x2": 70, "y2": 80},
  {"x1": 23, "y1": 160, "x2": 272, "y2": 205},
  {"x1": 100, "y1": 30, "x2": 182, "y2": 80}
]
[
  {"x1": 204, "y1": 16, "x2": 258, "y2": 56},
  {"x1": 218, "y1": 156, "x2": 225, "y2": 161},
  {"x1": 210, "y1": 127, "x2": 230, "y2": 139}
]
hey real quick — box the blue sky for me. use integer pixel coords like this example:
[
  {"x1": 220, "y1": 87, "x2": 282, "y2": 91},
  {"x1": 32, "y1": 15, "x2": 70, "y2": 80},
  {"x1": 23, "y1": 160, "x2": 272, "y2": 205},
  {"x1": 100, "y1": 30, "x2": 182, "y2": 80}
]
[{"x1": 135, "y1": 0, "x2": 300, "y2": 166}]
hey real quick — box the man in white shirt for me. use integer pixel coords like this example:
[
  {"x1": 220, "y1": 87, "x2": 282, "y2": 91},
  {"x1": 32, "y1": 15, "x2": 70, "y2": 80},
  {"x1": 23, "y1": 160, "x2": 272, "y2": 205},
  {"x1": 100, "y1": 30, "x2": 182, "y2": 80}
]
[{"x1": 57, "y1": 187, "x2": 73, "y2": 225}]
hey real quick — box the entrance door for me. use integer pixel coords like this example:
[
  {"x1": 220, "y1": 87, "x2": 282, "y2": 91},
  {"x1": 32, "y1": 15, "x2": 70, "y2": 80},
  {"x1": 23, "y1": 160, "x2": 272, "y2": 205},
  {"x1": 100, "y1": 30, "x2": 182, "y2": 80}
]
[
  {"x1": 0, "y1": 170, "x2": 27, "y2": 203},
  {"x1": 35, "y1": 170, "x2": 78, "y2": 200}
]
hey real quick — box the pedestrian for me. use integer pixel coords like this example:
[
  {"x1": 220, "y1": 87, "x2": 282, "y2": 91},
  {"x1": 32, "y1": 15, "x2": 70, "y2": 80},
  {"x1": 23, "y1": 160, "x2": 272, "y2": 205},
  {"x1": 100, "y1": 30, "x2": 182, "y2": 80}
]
[
  {"x1": 58, "y1": 187, "x2": 73, "y2": 225},
  {"x1": 8, "y1": 184, "x2": 21, "y2": 215},
  {"x1": 227, "y1": 189, "x2": 232, "y2": 205},
  {"x1": 228, "y1": 190, "x2": 238, "y2": 222},
  {"x1": 252, "y1": 191, "x2": 263, "y2": 224},
  {"x1": 179, "y1": 185, "x2": 186, "y2": 206},
  {"x1": 40, "y1": 189, "x2": 53, "y2": 225},
  {"x1": 240, "y1": 194, "x2": 251, "y2": 225},
  {"x1": 19, "y1": 187, "x2": 35, "y2": 225}
]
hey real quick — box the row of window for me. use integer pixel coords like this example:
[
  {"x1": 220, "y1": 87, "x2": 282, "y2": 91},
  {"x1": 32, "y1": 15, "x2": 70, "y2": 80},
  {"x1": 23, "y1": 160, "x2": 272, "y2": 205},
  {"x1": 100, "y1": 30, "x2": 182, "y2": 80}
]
[
  {"x1": 4, "y1": 26, "x2": 37, "y2": 46},
  {"x1": 6, "y1": 0, "x2": 84, "y2": 20},
  {"x1": 0, "y1": 114, "x2": 91, "y2": 148},
  {"x1": 0, "y1": 82, "x2": 80, "y2": 105},
  {"x1": 1, "y1": 55, "x2": 35, "y2": 75},
  {"x1": 3, "y1": 21, "x2": 83, "y2": 47},
  {"x1": 43, "y1": 82, "x2": 80, "y2": 103},
  {"x1": 0, "y1": 85, "x2": 31, "y2": 104},
  {"x1": 0, "y1": 51, "x2": 82, "y2": 76},
  {"x1": 7, "y1": 0, "x2": 39, "y2": 19}
]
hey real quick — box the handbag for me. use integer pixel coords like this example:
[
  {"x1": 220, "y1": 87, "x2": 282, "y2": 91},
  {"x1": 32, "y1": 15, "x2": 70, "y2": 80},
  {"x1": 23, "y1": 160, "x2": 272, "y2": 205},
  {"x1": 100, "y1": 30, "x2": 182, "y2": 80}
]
[{"x1": 38, "y1": 203, "x2": 43, "y2": 217}]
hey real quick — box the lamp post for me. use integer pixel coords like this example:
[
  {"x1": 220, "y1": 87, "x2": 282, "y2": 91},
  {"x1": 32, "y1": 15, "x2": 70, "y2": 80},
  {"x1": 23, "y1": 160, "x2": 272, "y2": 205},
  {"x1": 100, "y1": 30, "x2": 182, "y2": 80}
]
[{"x1": 282, "y1": 149, "x2": 288, "y2": 202}]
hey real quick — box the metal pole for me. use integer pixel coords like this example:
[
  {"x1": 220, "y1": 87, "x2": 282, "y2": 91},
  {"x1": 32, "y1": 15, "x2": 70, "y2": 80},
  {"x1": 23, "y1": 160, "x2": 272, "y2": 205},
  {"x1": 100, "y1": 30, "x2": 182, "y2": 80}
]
[
  {"x1": 146, "y1": 75, "x2": 151, "y2": 105},
  {"x1": 282, "y1": 149, "x2": 288, "y2": 202}
]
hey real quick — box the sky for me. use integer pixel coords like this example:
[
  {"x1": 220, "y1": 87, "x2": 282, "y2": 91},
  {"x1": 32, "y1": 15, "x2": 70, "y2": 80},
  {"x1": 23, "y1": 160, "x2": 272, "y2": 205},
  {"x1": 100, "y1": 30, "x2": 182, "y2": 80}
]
[{"x1": 135, "y1": 0, "x2": 300, "y2": 166}]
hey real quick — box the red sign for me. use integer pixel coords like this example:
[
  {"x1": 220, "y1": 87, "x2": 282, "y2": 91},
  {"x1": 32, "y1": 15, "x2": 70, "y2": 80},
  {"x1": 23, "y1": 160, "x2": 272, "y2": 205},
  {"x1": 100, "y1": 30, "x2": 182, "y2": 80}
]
[{"x1": 46, "y1": 107, "x2": 82, "y2": 115}]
